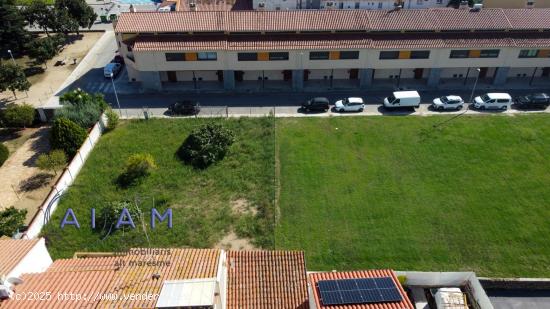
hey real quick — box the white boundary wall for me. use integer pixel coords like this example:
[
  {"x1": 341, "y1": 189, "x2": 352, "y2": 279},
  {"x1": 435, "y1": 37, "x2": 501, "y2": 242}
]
[{"x1": 21, "y1": 114, "x2": 108, "y2": 239}]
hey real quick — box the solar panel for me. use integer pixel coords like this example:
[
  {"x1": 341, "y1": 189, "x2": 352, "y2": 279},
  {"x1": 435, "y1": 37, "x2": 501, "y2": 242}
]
[{"x1": 318, "y1": 277, "x2": 403, "y2": 306}]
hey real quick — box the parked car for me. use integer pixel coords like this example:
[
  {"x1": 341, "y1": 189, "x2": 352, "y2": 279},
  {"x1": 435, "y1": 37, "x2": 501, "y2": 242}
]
[
  {"x1": 432, "y1": 95, "x2": 464, "y2": 111},
  {"x1": 168, "y1": 100, "x2": 201, "y2": 115},
  {"x1": 301, "y1": 97, "x2": 330, "y2": 112},
  {"x1": 514, "y1": 93, "x2": 550, "y2": 109},
  {"x1": 104, "y1": 63, "x2": 122, "y2": 78},
  {"x1": 473, "y1": 93, "x2": 511, "y2": 110},
  {"x1": 334, "y1": 97, "x2": 365, "y2": 112},
  {"x1": 383, "y1": 91, "x2": 421, "y2": 109}
]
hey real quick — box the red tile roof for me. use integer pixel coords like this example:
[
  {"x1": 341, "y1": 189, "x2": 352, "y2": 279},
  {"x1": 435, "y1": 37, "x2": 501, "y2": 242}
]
[
  {"x1": 132, "y1": 32, "x2": 550, "y2": 52},
  {"x1": 115, "y1": 8, "x2": 550, "y2": 34},
  {"x1": 227, "y1": 251, "x2": 309, "y2": 309},
  {"x1": 0, "y1": 248, "x2": 220, "y2": 309},
  {"x1": 309, "y1": 270, "x2": 415, "y2": 309},
  {"x1": 0, "y1": 238, "x2": 39, "y2": 277}
]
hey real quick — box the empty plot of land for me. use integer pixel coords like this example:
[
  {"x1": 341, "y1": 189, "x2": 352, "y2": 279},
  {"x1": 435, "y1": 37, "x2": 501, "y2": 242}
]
[{"x1": 275, "y1": 114, "x2": 550, "y2": 277}]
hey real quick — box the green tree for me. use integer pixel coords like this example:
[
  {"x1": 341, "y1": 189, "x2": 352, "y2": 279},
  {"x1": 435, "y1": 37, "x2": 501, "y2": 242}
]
[
  {"x1": 60, "y1": 88, "x2": 108, "y2": 111},
  {"x1": 0, "y1": 206, "x2": 27, "y2": 237},
  {"x1": 0, "y1": 0, "x2": 31, "y2": 54},
  {"x1": 1, "y1": 103, "x2": 35, "y2": 128},
  {"x1": 0, "y1": 63, "x2": 31, "y2": 99},
  {"x1": 55, "y1": 0, "x2": 97, "y2": 35},
  {"x1": 36, "y1": 149, "x2": 67, "y2": 175},
  {"x1": 27, "y1": 37, "x2": 57, "y2": 68},
  {"x1": 50, "y1": 117, "x2": 87, "y2": 157},
  {"x1": 177, "y1": 123, "x2": 235, "y2": 169},
  {"x1": 22, "y1": 0, "x2": 57, "y2": 36}
]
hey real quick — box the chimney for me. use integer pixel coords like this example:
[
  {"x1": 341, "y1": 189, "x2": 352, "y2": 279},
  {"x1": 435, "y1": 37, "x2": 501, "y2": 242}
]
[
  {"x1": 129, "y1": 4, "x2": 137, "y2": 12},
  {"x1": 459, "y1": 0, "x2": 469, "y2": 9},
  {"x1": 189, "y1": 2, "x2": 197, "y2": 11},
  {"x1": 257, "y1": 2, "x2": 265, "y2": 10}
]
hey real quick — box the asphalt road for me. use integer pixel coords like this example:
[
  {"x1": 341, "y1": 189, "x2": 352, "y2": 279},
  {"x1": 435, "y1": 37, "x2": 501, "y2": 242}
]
[{"x1": 99, "y1": 89, "x2": 550, "y2": 118}]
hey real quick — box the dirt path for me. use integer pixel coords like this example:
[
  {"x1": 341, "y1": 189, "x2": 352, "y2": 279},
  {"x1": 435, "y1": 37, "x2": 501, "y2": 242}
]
[
  {"x1": 0, "y1": 127, "x2": 52, "y2": 223},
  {"x1": 0, "y1": 33, "x2": 103, "y2": 107}
]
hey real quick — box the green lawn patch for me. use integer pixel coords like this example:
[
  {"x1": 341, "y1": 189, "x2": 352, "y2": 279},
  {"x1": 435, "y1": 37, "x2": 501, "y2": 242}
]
[
  {"x1": 275, "y1": 114, "x2": 550, "y2": 277},
  {"x1": 42, "y1": 118, "x2": 275, "y2": 259}
]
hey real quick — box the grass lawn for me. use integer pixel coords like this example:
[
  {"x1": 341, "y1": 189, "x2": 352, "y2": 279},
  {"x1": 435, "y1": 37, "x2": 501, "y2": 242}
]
[
  {"x1": 275, "y1": 114, "x2": 550, "y2": 277},
  {"x1": 43, "y1": 118, "x2": 275, "y2": 259}
]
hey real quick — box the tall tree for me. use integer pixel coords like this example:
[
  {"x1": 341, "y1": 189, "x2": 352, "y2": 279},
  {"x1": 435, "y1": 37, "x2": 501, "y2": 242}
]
[
  {"x1": 55, "y1": 0, "x2": 97, "y2": 35},
  {"x1": 0, "y1": 0, "x2": 31, "y2": 54},
  {"x1": 27, "y1": 36, "x2": 57, "y2": 68},
  {"x1": 23, "y1": 0, "x2": 57, "y2": 36},
  {"x1": 0, "y1": 63, "x2": 31, "y2": 99}
]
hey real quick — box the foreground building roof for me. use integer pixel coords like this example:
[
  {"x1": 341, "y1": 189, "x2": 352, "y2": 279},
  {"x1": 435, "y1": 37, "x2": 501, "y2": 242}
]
[
  {"x1": 309, "y1": 269, "x2": 415, "y2": 309},
  {"x1": 227, "y1": 251, "x2": 309, "y2": 308},
  {"x1": 114, "y1": 8, "x2": 550, "y2": 34},
  {"x1": 0, "y1": 238, "x2": 40, "y2": 277}
]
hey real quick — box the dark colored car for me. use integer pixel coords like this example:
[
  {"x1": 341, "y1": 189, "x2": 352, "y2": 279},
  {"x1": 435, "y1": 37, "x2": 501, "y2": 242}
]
[
  {"x1": 514, "y1": 93, "x2": 550, "y2": 109},
  {"x1": 168, "y1": 100, "x2": 201, "y2": 115},
  {"x1": 301, "y1": 97, "x2": 330, "y2": 112}
]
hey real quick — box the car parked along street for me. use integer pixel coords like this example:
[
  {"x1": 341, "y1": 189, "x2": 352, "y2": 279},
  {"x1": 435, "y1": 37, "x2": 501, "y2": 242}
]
[
  {"x1": 168, "y1": 100, "x2": 201, "y2": 115},
  {"x1": 432, "y1": 95, "x2": 464, "y2": 111},
  {"x1": 514, "y1": 93, "x2": 549, "y2": 109},
  {"x1": 334, "y1": 97, "x2": 365, "y2": 112},
  {"x1": 301, "y1": 97, "x2": 330, "y2": 112}
]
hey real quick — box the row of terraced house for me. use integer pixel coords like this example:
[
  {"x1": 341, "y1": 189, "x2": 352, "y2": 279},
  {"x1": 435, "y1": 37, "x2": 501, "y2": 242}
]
[{"x1": 113, "y1": 7, "x2": 550, "y2": 92}]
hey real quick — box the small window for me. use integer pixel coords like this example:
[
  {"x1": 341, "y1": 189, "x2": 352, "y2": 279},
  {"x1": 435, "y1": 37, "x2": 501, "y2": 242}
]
[
  {"x1": 238, "y1": 53, "x2": 258, "y2": 61},
  {"x1": 450, "y1": 50, "x2": 469, "y2": 58},
  {"x1": 354, "y1": 2, "x2": 359, "y2": 8},
  {"x1": 197, "y1": 52, "x2": 217, "y2": 61},
  {"x1": 310, "y1": 51, "x2": 330, "y2": 60},
  {"x1": 410, "y1": 50, "x2": 430, "y2": 59},
  {"x1": 269, "y1": 52, "x2": 289, "y2": 60},
  {"x1": 497, "y1": 99, "x2": 509, "y2": 103},
  {"x1": 340, "y1": 51, "x2": 359, "y2": 59},
  {"x1": 519, "y1": 49, "x2": 539, "y2": 58},
  {"x1": 165, "y1": 53, "x2": 185, "y2": 61},
  {"x1": 480, "y1": 49, "x2": 500, "y2": 58},
  {"x1": 379, "y1": 51, "x2": 399, "y2": 59}
]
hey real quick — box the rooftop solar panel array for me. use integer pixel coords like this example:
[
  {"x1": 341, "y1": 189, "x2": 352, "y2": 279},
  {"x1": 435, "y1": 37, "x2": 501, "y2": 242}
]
[{"x1": 318, "y1": 277, "x2": 402, "y2": 306}]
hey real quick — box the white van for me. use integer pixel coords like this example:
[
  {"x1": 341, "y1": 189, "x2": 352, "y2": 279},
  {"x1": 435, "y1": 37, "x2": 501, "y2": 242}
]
[
  {"x1": 383, "y1": 91, "x2": 421, "y2": 109},
  {"x1": 473, "y1": 93, "x2": 511, "y2": 110}
]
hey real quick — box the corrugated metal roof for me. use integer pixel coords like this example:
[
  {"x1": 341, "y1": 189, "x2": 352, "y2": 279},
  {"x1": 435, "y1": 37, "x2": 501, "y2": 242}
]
[
  {"x1": 227, "y1": 250, "x2": 309, "y2": 309},
  {"x1": 0, "y1": 238, "x2": 39, "y2": 277},
  {"x1": 114, "y1": 8, "x2": 550, "y2": 34},
  {"x1": 309, "y1": 270, "x2": 415, "y2": 309}
]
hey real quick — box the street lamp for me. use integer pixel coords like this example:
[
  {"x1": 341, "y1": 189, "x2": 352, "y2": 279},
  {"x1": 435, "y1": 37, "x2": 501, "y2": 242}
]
[
  {"x1": 469, "y1": 68, "x2": 481, "y2": 103},
  {"x1": 7, "y1": 50, "x2": 16, "y2": 65},
  {"x1": 110, "y1": 72, "x2": 122, "y2": 117}
]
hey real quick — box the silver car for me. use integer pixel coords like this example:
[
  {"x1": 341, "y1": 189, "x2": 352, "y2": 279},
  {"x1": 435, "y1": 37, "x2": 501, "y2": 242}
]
[{"x1": 432, "y1": 95, "x2": 464, "y2": 111}]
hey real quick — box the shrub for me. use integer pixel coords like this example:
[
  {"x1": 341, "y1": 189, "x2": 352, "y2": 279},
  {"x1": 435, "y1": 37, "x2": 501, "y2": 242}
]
[
  {"x1": 0, "y1": 207, "x2": 28, "y2": 237},
  {"x1": 60, "y1": 89, "x2": 108, "y2": 111},
  {"x1": 36, "y1": 149, "x2": 67, "y2": 175},
  {"x1": 96, "y1": 201, "x2": 131, "y2": 231},
  {"x1": 118, "y1": 153, "x2": 156, "y2": 186},
  {"x1": 177, "y1": 123, "x2": 235, "y2": 169},
  {"x1": 50, "y1": 117, "x2": 87, "y2": 158},
  {"x1": 1, "y1": 104, "x2": 35, "y2": 128},
  {"x1": 0, "y1": 143, "x2": 9, "y2": 167},
  {"x1": 55, "y1": 102, "x2": 102, "y2": 129},
  {"x1": 105, "y1": 108, "x2": 119, "y2": 131}
]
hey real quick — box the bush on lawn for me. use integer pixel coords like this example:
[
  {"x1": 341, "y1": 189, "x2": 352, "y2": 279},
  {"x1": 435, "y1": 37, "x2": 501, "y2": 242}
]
[
  {"x1": 0, "y1": 207, "x2": 28, "y2": 237},
  {"x1": 50, "y1": 117, "x2": 87, "y2": 158},
  {"x1": 36, "y1": 149, "x2": 67, "y2": 175},
  {"x1": 95, "y1": 201, "x2": 132, "y2": 233},
  {"x1": 1, "y1": 104, "x2": 35, "y2": 128},
  {"x1": 0, "y1": 143, "x2": 9, "y2": 167},
  {"x1": 118, "y1": 153, "x2": 156, "y2": 187},
  {"x1": 105, "y1": 108, "x2": 119, "y2": 131},
  {"x1": 177, "y1": 123, "x2": 235, "y2": 169}
]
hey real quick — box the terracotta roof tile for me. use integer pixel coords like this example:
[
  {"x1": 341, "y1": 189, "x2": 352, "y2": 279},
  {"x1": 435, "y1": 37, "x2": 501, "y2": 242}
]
[
  {"x1": 309, "y1": 269, "x2": 415, "y2": 309},
  {"x1": 0, "y1": 238, "x2": 39, "y2": 276},
  {"x1": 227, "y1": 250, "x2": 309, "y2": 309},
  {"x1": 115, "y1": 8, "x2": 550, "y2": 34}
]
